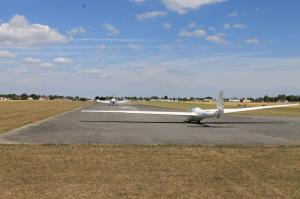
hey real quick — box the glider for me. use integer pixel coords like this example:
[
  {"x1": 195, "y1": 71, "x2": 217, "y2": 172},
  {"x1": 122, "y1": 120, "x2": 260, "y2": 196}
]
[{"x1": 84, "y1": 91, "x2": 298, "y2": 122}]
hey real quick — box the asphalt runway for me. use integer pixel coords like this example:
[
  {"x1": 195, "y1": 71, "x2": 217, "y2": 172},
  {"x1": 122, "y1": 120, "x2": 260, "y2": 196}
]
[{"x1": 0, "y1": 103, "x2": 300, "y2": 145}]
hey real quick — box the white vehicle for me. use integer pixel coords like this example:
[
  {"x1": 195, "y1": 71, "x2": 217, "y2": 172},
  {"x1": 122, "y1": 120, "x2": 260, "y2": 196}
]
[
  {"x1": 96, "y1": 95, "x2": 129, "y2": 106},
  {"x1": 85, "y1": 91, "x2": 298, "y2": 123}
]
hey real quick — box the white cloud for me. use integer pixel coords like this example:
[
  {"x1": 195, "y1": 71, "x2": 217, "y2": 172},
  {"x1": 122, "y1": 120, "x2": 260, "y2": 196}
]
[
  {"x1": 40, "y1": 63, "x2": 53, "y2": 68},
  {"x1": 188, "y1": 22, "x2": 196, "y2": 28},
  {"x1": 208, "y1": 27, "x2": 216, "y2": 31},
  {"x1": 254, "y1": 8, "x2": 260, "y2": 12},
  {"x1": 23, "y1": 57, "x2": 53, "y2": 68},
  {"x1": 245, "y1": 38, "x2": 260, "y2": 44},
  {"x1": 162, "y1": 22, "x2": 172, "y2": 30},
  {"x1": 224, "y1": 23, "x2": 247, "y2": 29},
  {"x1": 0, "y1": 15, "x2": 67, "y2": 46},
  {"x1": 102, "y1": 23, "x2": 120, "y2": 36},
  {"x1": 179, "y1": 28, "x2": 206, "y2": 38},
  {"x1": 24, "y1": 57, "x2": 72, "y2": 66},
  {"x1": 76, "y1": 38, "x2": 149, "y2": 42},
  {"x1": 3, "y1": 53, "x2": 300, "y2": 97},
  {"x1": 0, "y1": 50, "x2": 16, "y2": 58},
  {"x1": 128, "y1": 43, "x2": 144, "y2": 50},
  {"x1": 23, "y1": 57, "x2": 42, "y2": 65},
  {"x1": 160, "y1": 0, "x2": 226, "y2": 14},
  {"x1": 136, "y1": 11, "x2": 168, "y2": 20},
  {"x1": 98, "y1": 44, "x2": 108, "y2": 50},
  {"x1": 129, "y1": 0, "x2": 147, "y2": 4},
  {"x1": 67, "y1": 26, "x2": 86, "y2": 36},
  {"x1": 206, "y1": 34, "x2": 225, "y2": 43},
  {"x1": 232, "y1": 24, "x2": 247, "y2": 29},
  {"x1": 53, "y1": 57, "x2": 72, "y2": 64},
  {"x1": 81, "y1": 69, "x2": 111, "y2": 78},
  {"x1": 229, "y1": 12, "x2": 238, "y2": 17},
  {"x1": 224, "y1": 23, "x2": 231, "y2": 29}
]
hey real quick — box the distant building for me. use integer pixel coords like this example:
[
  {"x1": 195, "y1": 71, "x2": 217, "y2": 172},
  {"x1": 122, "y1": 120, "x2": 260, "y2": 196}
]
[
  {"x1": 0, "y1": 97, "x2": 8, "y2": 101},
  {"x1": 203, "y1": 98, "x2": 213, "y2": 102},
  {"x1": 278, "y1": 100, "x2": 288, "y2": 103},
  {"x1": 39, "y1": 96, "x2": 49, "y2": 100},
  {"x1": 27, "y1": 97, "x2": 34, "y2": 100},
  {"x1": 241, "y1": 98, "x2": 251, "y2": 103},
  {"x1": 229, "y1": 98, "x2": 240, "y2": 102},
  {"x1": 159, "y1": 99, "x2": 173, "y2": 102}
]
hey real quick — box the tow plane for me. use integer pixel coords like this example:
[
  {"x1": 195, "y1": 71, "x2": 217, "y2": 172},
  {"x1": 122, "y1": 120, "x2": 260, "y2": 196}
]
[{"x1": 96, "y1": 95, "x2": 129, "y2": 106}]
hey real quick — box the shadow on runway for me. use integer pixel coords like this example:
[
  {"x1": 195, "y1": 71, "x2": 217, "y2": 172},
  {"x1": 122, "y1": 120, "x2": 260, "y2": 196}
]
[
  {"x1": 81, "y1": 120, "x2": 284, "y2": 124},
  {"x1": 81, "y1": 120, "x2": 185, "y2": 124},
  {"x1": 80, "y1": 120, "x2": 229, "y2": 128},
  {"x1": 201, "y1": 121, "x2": 285, "y2": 124},
  {"x1": 80, "y1": 120, "x2": 284, "y2": 128}
]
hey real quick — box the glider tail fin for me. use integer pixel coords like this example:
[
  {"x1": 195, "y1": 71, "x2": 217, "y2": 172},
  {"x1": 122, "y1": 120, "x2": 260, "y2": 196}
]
[{"x1": 217, "y1": 91, "x2": 224, "y2": 115}]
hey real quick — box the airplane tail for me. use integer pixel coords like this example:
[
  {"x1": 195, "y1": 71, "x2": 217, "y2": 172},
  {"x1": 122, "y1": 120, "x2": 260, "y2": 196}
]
[{"x1": 217, "y1": 91, "x2": 224, "y2": 116}]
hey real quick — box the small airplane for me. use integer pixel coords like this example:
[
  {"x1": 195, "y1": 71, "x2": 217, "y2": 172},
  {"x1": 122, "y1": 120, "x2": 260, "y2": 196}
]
[
  {"x1": 96, "y1": 95, "x2": 129, "y2": 106},
  {"x1": 84, "y1": 91, "x2": 298, "y2": 123}
]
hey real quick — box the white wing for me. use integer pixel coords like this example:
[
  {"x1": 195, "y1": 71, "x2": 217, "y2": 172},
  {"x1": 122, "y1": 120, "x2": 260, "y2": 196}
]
[
  {"x1": 96, "y1": 100, "x2": 111, "y2": 104},
  {"x1": 82, "y1": 104, "x2": 298, "y2": 115},
  {"x1": 81, "y1": 110, "x2": 197, "y2": 116},
  {"x1": 224, "y1": 104, "x2": 298, "y2": 113}
]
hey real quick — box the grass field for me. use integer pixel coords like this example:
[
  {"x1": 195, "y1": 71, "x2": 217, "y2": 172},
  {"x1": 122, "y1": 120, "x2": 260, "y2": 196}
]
[
  {"x1": 0, "y1": 100, "x2": 91, "y2": 134},
  {"x1": 0, "y1": 145, "x2": 299, "y2": 198},
  {"x1": 133, "y1": 101, "x2": 300, "y2": 117},
  {"x1": 1, "y1": 101, "x2": 299, "y2": 198}
]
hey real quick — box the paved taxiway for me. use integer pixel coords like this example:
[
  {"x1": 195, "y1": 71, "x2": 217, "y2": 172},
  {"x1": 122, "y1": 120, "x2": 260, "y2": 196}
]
[{"x1": 0, "y1": 103, "x2": 300, "y2": 145}]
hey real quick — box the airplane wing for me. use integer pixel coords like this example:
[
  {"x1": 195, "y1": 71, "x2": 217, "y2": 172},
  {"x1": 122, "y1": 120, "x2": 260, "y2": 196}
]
[
  {"x1": 223, "y1": 104, "x2": 299, "y2": 113},
  {"x1": 96, "y1": 100, "x2": 111, "y2": 104},
  {"x1": 82, "y1": 104, "x2": 298, "y2": 115},
  {"x1": 117, "y1": 100, "x2": 129, "y2": 104},
  {"x1": 81, "y1": 110, "x2": 197, "y2": 116}
]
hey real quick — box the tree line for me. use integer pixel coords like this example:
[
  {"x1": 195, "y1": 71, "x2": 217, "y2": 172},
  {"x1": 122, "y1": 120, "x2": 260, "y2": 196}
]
[
  {"x1": 0, "y1": 93, "x2": 89, "y2": 101},
  {"x1": 250, "y1": 95, "x2": 300, "y2": 102},
  {"x1": 1, "y1": 93, "x2": 299, "y2": 102},
  {"x1": 95, "y1": 94, "x2": 300, "y2": 102},
  {"x1": 94, "y1": 96, "x2": 213, "y2": 101}
]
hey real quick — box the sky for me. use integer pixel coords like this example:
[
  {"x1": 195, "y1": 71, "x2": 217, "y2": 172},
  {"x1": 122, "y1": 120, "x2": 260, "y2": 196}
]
[{"x1": 0, "y1": 0, "x2": 299, "y2": 98}]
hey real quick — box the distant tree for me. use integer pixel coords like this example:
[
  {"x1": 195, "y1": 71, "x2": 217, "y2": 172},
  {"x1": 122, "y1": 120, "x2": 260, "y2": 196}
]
[
  {"x1": 49, "y1": 95, "x2": 55, "y2": 100},
  {"x1": 67, "y1": 96, "x2": 74, "y2": 100},
  {"x1": 151, "y1": 96, "x2": 159, "y2": 100},
  {"x1": 8, "y1": 94, "x2": 17, "y2": 100},
  {"x1": 30, "y1": 94, "x2": 39, "y2": 100},
  {"x1": 20, "y1": 93, "x2": 28, "y2": 100},
  {"x1": 287, "y1": 95, "x2": 300, "y2": 102},
  {"x1": 277, "y1": 94, "x2": 287, "y2": 101},
  {"x1": 163, "y1": 95, "x2": 168, "y2": 100},
  {"x1": 263, "y1": 95, "x2": 269, "y2": 102}
]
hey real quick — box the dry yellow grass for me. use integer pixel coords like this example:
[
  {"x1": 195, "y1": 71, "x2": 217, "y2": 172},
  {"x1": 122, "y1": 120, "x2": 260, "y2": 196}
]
[
  {"x1": 0, "y1": 100, "x2": 91, "y2": 134},
  {"x1": 133, "y1": 101, "x2": 300, "y2": 117},
  {"x1": 0, "y1": 145, "x2": 299, "y2": 198}
]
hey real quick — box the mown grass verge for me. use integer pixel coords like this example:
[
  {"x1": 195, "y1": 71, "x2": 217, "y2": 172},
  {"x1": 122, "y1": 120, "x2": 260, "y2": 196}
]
[
  {"x1": 0, "y1": 101, "x2": 91, "y2": 134},
  {"x1": 0, "y1": 145, "x2": 299, "y2": 198}
]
